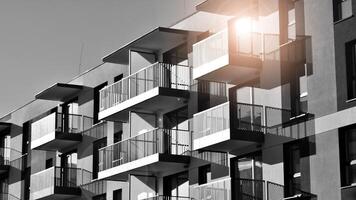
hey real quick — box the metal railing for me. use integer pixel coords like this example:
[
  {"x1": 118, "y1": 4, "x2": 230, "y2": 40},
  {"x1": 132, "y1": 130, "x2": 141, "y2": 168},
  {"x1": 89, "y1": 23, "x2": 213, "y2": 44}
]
[
  {"x1": 184, "y1": 150, "x2": 228, "y2": 166},
  {"x1": 190, "y1": 80, "x2": 227, "y2": 97},
  {"x1": 82, "y1": 121, "x2": 120, "y2": 139},
  {"x1": 235, "y1": 178, "x2": 265, "y2": 200},
  {"x1": 31, "y1": 112, "x2": 93, "y2": 142},
  {"x1": 265, "y1": 106, "x2": 312, "y2": 139},
  {"x1": 141, "y1": 196, "x2": 192, "y2": 200},
  {"x1": 193, "y1": 102, "x2": 264, "y2": 140},
  {"x1": 190, "y1": 178, "x2": 231, "y2": 200},
  {"x1": 99, "y1": 62, "x2": 191, "y2": 112},
  {"x1": 98, "y1": 128, "x2": 190, "y2": 171},
  {"x1": 31, "y1": 166, "x2": 92, "y2": 198},
  {"x1": 80, "y1": 179, "x2": 107, "y2": 196}
]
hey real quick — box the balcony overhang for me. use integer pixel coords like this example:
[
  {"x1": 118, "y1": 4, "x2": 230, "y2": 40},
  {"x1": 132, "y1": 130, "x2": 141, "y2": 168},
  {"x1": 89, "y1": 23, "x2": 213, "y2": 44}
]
[
  {"x1": 98, "y1": 153, "x2": 190, "y2": 181},
  {"x1": 193, "y1": 128, "x2": 264, "y2": 152},
  {"x1": 102, "y1": 27, "x2": 200, "y2": 64},
  {"x1": 31, "y1": 131, "x2": 82, "y2": 151},
  {"x1": 196, "y1": 0, "x2": 258, "y2": 16},
  {"x1": 0, "y1": 122, "x2": 11, "y2": 135},
  {"x1": 35, "y1": 83, "x2": 90, "y2": 102},
  {"x1": 193, "y1": 56, "x2": 261, "y2": 84},
  {"x1": 99, "y1": 87, "x2": 189, "y2": 121},
  {"x1": 0, "y1": 165, "x2": 10, "y2": 177}
]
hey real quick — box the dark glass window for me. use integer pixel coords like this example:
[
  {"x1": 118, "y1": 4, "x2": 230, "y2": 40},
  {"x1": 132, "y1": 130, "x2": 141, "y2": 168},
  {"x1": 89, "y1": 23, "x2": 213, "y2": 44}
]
[
  {"x1": 93, "y1": 137, "x2": 107, "y2": 179},
  {"x1": 340, "y1": 125, "x2": 356, "y2": 186},
  {"x1": 284, "y1": 142, "x2": 301, "y2": 196},
  {"x1": 113, "y1": 189, "x2": 122, "y2": 200},
  {"x1": 93, "y1": 82, "x2": 107, "y2": 124},
  {"x1": 45, "y1": 158, "x2": 53, "y2": 169},
  {"x1": 114, "y1": 74, "x2": 123, "y2": 83},
  {"x1": 346, "y1": 40, "x2": 356, "y2": 99},
  {"x1": 198, "y1": 165, "x2": 211, "y2": 185}
]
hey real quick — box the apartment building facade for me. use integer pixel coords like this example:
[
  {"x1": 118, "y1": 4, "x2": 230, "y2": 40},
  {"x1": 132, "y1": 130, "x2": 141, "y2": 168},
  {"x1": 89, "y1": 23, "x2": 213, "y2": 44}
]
[{"x1": 0, "y1": 0, "x2": 356, "y2": 199}]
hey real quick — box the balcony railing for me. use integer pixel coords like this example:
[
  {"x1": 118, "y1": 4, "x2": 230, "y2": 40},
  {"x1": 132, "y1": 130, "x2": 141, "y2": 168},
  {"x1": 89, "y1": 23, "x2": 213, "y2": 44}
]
[
  {"x1": 98, "y1": 128, "x2": 190, "y2": 171},
  {"x1": 184, "y1": 150, "x2": 228, "y2": 166},
  {"x1": 30, "y1": 166, "x2": 92, "y2": 198},
  {"x1": 82, "y1": 121, "x2": 120, "y2": 140},
  {"x1": 265, "y1": 106, "x2": 312, "y2": 139},
  {"x1": 0, "y1": 193, "x2": 21, "y2": 200},
  {"x1": 0, "y1": 148, "x2": 22, "y2": 166},
  {"x1": 141, "y1": 196, "x2": 192, "y2": 200},
  {"x1": 31, "y1": 112, "x2": 93, "y2": 142},
  {"x1": 193, "y1": 102, "x2": 264, "y2": 140},
  {"x1": 193, "y1": 29, "x2": 229, "y2": 68},
  {"x1": 190, "y1": 178, "x2": 287, "y2": 200},
  {"x1": 99, "y1": 62, "x2": 191, "y2": 112},
  {"x1": 190, "y1": 178, "x2": 231, "y2": 200}
]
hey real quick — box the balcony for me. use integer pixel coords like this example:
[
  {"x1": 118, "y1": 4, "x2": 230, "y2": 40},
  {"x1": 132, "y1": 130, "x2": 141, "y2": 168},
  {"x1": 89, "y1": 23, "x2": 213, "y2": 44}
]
[
  {"x1": 98, "y1": 128, "x2": 190, "y2": 180},
  {"x1": 341, "y1": 185, "x2": 356, "y2": 200},
  {"x1": 0, "y1": 148, "x2": 22, "y2": 176},
  {"x1": 31, "y1": 112, "x2": 93, "y2": 151},
  {"x1": 192, "y1": 102, "x2": 264, "y2": 152},
  {"x1": 99, "y1": 62, "x2": 191, "y2": 121},
  {"x1": 30, "y1": 166, "x2": 92, "y2": 200},
  {"x1": 190, "y1": 178, "x2": 286, "y2": 200},
  {"x1": 193, "y1": 27, "x2": 263, "y2": 84}
]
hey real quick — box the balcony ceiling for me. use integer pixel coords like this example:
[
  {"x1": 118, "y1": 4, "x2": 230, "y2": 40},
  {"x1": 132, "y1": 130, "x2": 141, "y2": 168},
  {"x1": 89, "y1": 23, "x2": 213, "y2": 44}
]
[
  {"x1": 196, "y1": 0, "x2": 258, "y2": 16},
  {"x1": 102, "y1": 27, "x2": 200, "y2": 64},
  {"x1": 0, "y1": 122, "x2": 11, "y2": 133},
  {"x1": 35, "y1": 83, "x2": 91, "y2": 102}
]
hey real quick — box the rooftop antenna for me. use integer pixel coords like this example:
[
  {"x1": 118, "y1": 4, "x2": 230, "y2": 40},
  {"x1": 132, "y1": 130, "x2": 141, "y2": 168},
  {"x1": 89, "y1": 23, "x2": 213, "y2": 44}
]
[{"x1": 78, "y1": 42, "x2": 84, "y2": 74}]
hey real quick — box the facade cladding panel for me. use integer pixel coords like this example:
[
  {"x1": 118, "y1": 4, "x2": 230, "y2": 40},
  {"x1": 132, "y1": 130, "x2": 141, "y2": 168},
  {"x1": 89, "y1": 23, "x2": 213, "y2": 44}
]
[{"x1": 0, "y1": 0, "x2": 356, "y2": 200}]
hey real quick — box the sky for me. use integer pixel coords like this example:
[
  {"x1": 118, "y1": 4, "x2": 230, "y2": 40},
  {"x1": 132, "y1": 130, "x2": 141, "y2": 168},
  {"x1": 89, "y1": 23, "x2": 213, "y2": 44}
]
[{"x1": 0, "y1": 0, "x2": 201, "y2": 117}]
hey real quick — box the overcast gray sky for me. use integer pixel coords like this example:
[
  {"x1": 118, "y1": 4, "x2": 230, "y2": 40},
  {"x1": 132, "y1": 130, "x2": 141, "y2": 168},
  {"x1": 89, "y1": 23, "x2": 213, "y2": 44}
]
[{"x1": 0, "y1": 0, "x2": 201, "y2": 117}]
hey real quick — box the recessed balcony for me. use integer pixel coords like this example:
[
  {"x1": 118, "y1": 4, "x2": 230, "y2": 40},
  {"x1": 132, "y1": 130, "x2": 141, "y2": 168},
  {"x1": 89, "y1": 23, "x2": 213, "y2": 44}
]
[
  {"x1": 98, "y1": 128, "x2": 190, "y2": 180},
  {"x1": 30, "y1": 112, "x2": 93, "y2": 151},
  {"x1": 192, "y1": 26, "x2": 263, "y2": 84},
  {"x1": 98, "y1": 62, "x2": 191, "y2": 121},
  {"x1": 30, "y1": 166, "x2": 91, "y2": 200},
  {"x1": 192, "y1": 101, "x2": 264, "y2": 152}
]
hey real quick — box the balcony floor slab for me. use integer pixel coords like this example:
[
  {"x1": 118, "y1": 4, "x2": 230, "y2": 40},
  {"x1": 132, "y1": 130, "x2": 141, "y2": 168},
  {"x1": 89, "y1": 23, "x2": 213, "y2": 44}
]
[
  {"x1": 99, "y1": 87, "x2": 189, "y2": 121},
  {"x1": 98, "y1": 153, "x2": 190, "y2": 181}
]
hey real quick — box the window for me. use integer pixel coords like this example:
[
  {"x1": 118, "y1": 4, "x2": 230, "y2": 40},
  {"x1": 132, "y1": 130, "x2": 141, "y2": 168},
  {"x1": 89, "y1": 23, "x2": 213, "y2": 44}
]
[
  {"x1": 114, "y1": 74, "x2": 123, "y2": 83},
  {"x1": 93, "y1": 82, "x2": 107, "y2": 124},
  {"x1": 45, "y1": 158, "x2": 53, "y2": 169},
  {"x1": 113, "y1": 189, "x2": 122, "y2": 200},
  {"x1": 333, "y1": 0, "x2": 353, "y2": 22},
  {"x1": 284, "y1": 142, "x2": 301, "y2": 196},
  {"x1": 346, "y1": 40, "x2": 356, "y2": 99},
  {"x1": 339, "y1": 125, "x2": 356, "y2": 186},
  {"x1": 93, "y1": 137, "x2": 107, "y2": 179},
  {"x1": 198, "y1": 165, "x2": 211, "y2": 185}
]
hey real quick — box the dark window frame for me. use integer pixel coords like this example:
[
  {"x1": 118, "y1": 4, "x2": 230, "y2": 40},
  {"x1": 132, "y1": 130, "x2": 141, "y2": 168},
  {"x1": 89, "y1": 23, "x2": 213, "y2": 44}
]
[
  {"x1": 339, "y1": 125, "x2": 356, "y2": 186},
  {"x1": 346, "y1": 40, "x2": 356, "y2": 100}
]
